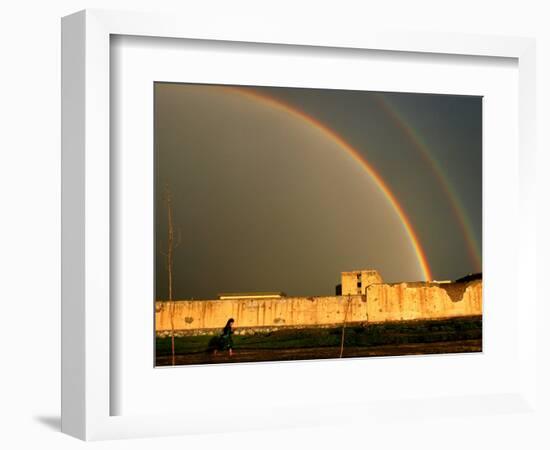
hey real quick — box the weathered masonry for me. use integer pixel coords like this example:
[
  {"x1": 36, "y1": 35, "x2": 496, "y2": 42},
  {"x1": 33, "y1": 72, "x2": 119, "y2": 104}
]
[{"x1": 155, "y1": 270, "x2": 482, "y2": 335}]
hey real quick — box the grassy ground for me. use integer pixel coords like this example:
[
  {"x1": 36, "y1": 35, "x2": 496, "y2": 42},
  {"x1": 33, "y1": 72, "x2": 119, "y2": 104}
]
[{"x1": 155, "y1": 316, "x2": 482, "y2": 366}]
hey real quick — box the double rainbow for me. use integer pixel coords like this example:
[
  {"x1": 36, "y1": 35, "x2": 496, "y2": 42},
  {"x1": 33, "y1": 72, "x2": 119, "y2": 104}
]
[{"x1": 222, "y1": 86, "x2": 434, "y2": 281}]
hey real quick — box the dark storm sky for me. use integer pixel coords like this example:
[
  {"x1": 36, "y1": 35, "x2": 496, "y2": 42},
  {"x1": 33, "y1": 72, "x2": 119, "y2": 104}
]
[{"x1": 154, "y1": 83, "x2": 482, "y2": 300}]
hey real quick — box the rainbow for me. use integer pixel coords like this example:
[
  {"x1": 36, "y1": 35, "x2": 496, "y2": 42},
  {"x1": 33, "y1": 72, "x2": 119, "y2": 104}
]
[
  {"x1": 374, "y1": 94, "x2": 482, "y2": 272},
  {"x1": 219, "y1": 85, "x2": 433, "y2": 281}
]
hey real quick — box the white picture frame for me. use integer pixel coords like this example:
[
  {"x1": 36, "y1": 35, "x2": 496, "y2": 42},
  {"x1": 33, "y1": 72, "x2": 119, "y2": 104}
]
[{"x1": 61, "y1": 9, "x2": 538, "y2": 441}]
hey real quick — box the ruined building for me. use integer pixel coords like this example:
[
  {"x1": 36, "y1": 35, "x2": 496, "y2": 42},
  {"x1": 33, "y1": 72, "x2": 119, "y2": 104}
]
[{"x1": 336, "y1": 269, "x2": 384, "y2": 295}]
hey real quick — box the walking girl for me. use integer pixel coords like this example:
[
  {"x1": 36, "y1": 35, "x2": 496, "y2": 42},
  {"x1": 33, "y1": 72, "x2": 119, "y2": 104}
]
[{"x1": 215, "y1": 318, "x2": 235, "y2": 357}]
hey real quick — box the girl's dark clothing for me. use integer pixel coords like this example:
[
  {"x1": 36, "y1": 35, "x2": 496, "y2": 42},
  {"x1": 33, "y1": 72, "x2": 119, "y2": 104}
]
[{"x1": 218, "y1": 326, "x2": 234, "y2": 350}]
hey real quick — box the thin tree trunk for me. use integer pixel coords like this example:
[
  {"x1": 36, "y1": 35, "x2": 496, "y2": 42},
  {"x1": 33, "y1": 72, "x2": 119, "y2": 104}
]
[{"x1": 165, "y1": 187, "x2": 176, "y2": 366}]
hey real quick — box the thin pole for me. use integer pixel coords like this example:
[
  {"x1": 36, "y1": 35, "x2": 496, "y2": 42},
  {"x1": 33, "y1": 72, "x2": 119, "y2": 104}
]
[{"x1": 339, "y1": 294, "x2": 352, "y2": 358}]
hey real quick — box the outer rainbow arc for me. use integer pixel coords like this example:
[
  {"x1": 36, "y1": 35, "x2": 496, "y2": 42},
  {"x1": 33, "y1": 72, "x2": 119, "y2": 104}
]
[
  {"x1": 374, "y1": 94, "x2": 482, "y2": 272},
  {"x1": 219, "y1": 85, "x2": 433, "y2": 282}
]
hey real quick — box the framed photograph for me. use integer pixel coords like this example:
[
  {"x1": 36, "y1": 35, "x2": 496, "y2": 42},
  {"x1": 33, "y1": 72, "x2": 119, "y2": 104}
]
[
  {"x1": 152, "y1": 82, "x2": 483, "y2": 368},
  {"x1": 61, "y1": 9, "x2": 538, "y2": 441}
]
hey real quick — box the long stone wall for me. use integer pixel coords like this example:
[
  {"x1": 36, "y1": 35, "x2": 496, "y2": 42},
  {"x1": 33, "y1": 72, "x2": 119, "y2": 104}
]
[{"x1": 155, "y1": 280, "x2": 482, "y2": 334}]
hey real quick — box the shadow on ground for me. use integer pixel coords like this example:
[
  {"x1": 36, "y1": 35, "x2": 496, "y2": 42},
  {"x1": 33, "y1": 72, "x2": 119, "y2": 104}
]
[{"x1": 34, "y1": 415, "x2": 61, "y2": 431}]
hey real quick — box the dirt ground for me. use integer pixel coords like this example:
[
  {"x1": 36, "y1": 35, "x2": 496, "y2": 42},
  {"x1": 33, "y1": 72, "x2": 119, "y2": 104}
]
[{"x1": 155, "y1": 339, "x2": 482, "y2": 366}]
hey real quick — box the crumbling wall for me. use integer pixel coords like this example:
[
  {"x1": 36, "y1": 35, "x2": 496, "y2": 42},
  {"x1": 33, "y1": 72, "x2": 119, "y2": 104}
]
[{"x1": 366, "y1": 280, "x2": 482, "y2": 322}]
